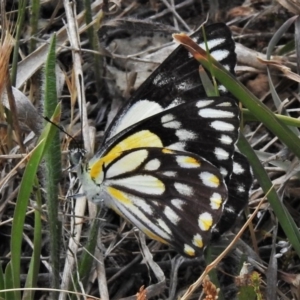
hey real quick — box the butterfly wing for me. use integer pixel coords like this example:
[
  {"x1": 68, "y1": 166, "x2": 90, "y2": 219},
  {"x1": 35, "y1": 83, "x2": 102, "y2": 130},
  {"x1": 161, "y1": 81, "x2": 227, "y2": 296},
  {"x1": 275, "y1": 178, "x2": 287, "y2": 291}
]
[
  {"x1": 104, "y1": 23, "x2": 236, "y2": 141},
  {"x1": 88, "y1": 146, "x2": 228, "y2": 257}
]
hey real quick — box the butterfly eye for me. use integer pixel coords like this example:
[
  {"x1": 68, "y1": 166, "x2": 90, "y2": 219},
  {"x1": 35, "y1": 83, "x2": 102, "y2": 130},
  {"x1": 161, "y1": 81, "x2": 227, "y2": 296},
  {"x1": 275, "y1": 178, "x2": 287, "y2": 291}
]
[{"x1": 69, "y1": 148, "x2": 87, "y2": 168}]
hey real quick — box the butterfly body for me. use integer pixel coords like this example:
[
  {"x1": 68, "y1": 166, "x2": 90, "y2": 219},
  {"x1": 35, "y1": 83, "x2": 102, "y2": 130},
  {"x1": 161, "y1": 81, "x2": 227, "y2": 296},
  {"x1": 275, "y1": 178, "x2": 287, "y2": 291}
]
[{"x1": 72, "y1": 23, "x2": 253, "y2": 257}]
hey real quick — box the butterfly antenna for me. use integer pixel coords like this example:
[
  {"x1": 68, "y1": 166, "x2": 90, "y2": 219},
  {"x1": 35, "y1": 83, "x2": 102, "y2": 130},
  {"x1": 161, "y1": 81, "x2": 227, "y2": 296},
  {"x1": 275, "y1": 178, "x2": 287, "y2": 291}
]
[{"x1": 43, "y1": 115, "x2": 81, "y2": 150}]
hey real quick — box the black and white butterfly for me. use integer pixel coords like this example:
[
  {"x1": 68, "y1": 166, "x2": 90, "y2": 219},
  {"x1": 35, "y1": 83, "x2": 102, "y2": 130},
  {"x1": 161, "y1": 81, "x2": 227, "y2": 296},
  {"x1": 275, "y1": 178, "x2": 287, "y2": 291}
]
[{"x1": 71, "y1": 23, "x2": 253, "y2": 257}]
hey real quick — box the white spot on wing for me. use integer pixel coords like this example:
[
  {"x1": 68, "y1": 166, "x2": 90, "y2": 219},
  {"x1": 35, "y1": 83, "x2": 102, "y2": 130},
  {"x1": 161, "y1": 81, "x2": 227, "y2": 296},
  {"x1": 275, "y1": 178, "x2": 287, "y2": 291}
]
[
  {"x1": 162, "y1": 171, "x2": 177, "y2": 177},
  {"x1": 171, "y1": 199, "x2": 185, "y2": 210},
  {"x1": 193, "y1": 233, "x2": 203, "y2": 248},
  {"x1": 176, "y1": 156, "x2": 200, "y2": 168},
  {"x1": 224, "y1": 205, "x2": 235, "y2": 213},
  {"x1": 233, "y1": 162, "x2": 245, "y2": 175},
  {"x1": 174, "y1": 182, "x2": 194, "y2": 196},
  {"x1": 214, "y1": 147, "x2": 230, "y2": 160},
  {"x1": 184, "y1": 244, "x2": 195, "y2": 256},
  {"x1": 199, "y1": 38, "x2": 226, "y2": 50},
  {"x1": 167, "y1": 142, "x2": 186, "y2": 151},
  {"x1": 164, "y1": 206, "x2": 180, "y2": 225},
  {"x1": 198, "y1": 108, "x2": 234, "y2": 118},
  {"x1": 161, "y1": 114, "x2": 174, "y2": 123},
  {"x1": 219, "y1": 167, "x2": 228, "y2": 177},
  {"x1": 144, "y1": 158, "x2": 161, "y2": 171},
  {"x1": 210, "y1": 192, "x2": 222, "y2": 210},
  {"x1": 199, "y1": 172, "x2": 220, "y2": 188},
  {"x1": 219, "y1": 134, "x2": 233, "y2": 145},
  {"x1": 162, "y1": 114, "x2": 182, "y2": 129},
  {"x1": 175, "y1": 129, "x2": 197, "y2": 141},
  {"x1": 198, "y1": 212, "x2": 213, "y2": 231},
  {"x1": 210, "y1": 120, "x2": 234, "y2": 131},
  {"x1": 216, "y1": 101, "x2": 233, "y2": 107},
  {"x1": 196, "y1": 99, "x2": 215, "y2": 108},
  {"x1": 210, "y1": 49, "x2": 230, "y2": 61},
  {"x1": 237, "y1": 184, "x2": 246, "y2": 193}
]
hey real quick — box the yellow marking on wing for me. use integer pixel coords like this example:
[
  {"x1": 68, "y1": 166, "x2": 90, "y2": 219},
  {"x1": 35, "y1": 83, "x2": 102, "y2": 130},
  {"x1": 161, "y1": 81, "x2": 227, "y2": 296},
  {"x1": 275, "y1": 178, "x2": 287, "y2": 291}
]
[
  {"x1": 90, "y1": 151, "x2": 120, "y2": 179},
  {"x1": 184, "y1": 156, "x2": 201, "y2": 166},
  {"x1": 143, "y1": 229, "x2": 169, "y2": 245},
  {"x1": 90, "y1": 130, "x2": 162, "y2": 180},
  {"x1": 210, "y1": 193, "x2": 222, "y2": 210},
  {"x1": 107, "y1": 187, "x2": 133, "y2": 205},
  {"x1": 198, "y1": 213, "x2": 213, "y2": 231},
  {"x1": 113, "y1": 130, "x2": 163, "y2": 151},
  {"x1": 162, "y1": 148, "x2": 174, "y2": 154},
  {"x1": 193, "y1": 234, "x2": 203, "y2": 248},
  {"x1": 184, "y1": 244, "x2": 195, "y2": 257},
  {"x1": 201, "y1": 219, "x2": 212, "y2": 231},
  {"x1": 209, "y1": 174, "x2": 220, "y2": 186}
]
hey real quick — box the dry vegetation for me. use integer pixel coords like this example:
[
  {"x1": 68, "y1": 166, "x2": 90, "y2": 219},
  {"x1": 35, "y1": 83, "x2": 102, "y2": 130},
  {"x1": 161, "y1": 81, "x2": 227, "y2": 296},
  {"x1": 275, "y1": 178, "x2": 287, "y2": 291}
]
[{"x1": 1, "y1": 0, "x2": 300, "y2": 299}]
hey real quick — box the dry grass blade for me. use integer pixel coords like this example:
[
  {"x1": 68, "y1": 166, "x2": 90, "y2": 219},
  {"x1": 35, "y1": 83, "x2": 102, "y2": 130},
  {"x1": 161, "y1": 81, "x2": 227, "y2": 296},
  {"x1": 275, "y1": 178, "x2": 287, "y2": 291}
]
[
  {"x1": 277, "y1": 0, "x2": 300, "y2": 14},
  {"x1": 0, "y1": 18, "x2": 26, "y2": 153},
  {"x1": 0, "y1": 29, "x2": 13, "y2": 96}
]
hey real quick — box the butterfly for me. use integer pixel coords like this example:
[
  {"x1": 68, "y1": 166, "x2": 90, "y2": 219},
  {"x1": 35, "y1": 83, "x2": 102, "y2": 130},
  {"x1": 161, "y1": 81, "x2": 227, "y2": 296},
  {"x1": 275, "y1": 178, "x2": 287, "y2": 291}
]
[{"x1": 70, "y1": 23, "x2": 253, "y2": 257}]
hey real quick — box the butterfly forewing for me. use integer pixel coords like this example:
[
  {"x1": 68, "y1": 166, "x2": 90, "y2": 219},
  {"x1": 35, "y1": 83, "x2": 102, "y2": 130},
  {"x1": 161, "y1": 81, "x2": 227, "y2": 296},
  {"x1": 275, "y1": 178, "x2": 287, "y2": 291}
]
[
  {"x1": 104, "y1": 23, "x2": 236, "y2": 141},
  {"x1": 91, "y1": 147, "x2": 227, "y2": 257}
]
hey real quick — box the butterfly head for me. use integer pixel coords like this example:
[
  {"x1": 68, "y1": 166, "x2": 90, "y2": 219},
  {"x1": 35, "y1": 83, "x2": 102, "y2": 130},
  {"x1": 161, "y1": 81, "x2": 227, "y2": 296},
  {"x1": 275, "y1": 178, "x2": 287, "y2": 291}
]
[{"x1": 69, "y1": 148, "x2": 88, "y2": 170}]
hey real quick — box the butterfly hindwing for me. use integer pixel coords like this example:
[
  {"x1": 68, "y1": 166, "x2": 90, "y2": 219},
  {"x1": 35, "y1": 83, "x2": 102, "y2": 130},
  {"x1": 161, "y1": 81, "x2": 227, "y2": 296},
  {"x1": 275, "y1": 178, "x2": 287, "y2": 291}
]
[{"x1": 88, "y1": 146, "x2": 227, "y2": 257}]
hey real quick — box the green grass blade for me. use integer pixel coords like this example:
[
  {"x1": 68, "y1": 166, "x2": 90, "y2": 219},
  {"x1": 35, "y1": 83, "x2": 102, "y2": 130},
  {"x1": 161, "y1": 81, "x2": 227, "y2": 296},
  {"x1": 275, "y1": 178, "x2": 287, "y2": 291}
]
[
  {"x1": 43, "y1": 34, "x2": 62, "y2": 298},
  {"x1": 242, "y1": 109, "x2": 300, "y2": 127},
  {"x1": 0, "y1": 263, "x2": 3, "y2": 293},
  {"x1": 9, "y1": 103, "x2": 61, "y2": 300},
  {"x1": 23, "y1": 177, "x2": 42, "y2": 300},
  {"x1": 4, "y1": 262, "x2": 13, "y2": 300},
  {"x1": 70, "y1": 209, "x2": 101, "y2": 298},
  {"x1": 29, "y1": 0, "x2": 41, "y2": 53},
  {"x1": 238, "y1": 135, "x2": 300, "y2": 255}
]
